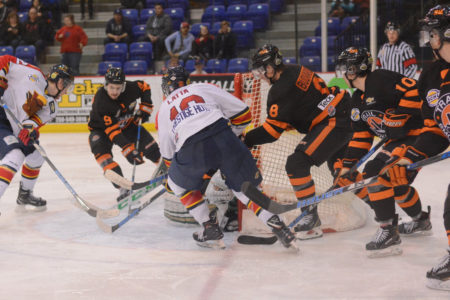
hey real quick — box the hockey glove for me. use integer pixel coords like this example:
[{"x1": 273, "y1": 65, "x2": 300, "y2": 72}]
[
  {"x1": 332, "y1": 158, "x2": 362, "y2": 187},
  {"x1": 0, "y1": 76, "x2": 8, "y2": 97},
  {"x1": 122, "y1": 143, "x2": 144, "y2": 165},
  {"x1": 23, "y1": 91, "x2": 47, "y2": 117},
  {"x1": 134, "y1": 103, "x2": 153, "y2": 124},
  {"x1": 18, "y1": 124, "x2": 40, "y2": 146},
  {"x1": 378, "y1": 145, "x2": 426, "y2": 187},
  {"x1": 383, "y1": 108, "x2": 411, "y2": 140}
]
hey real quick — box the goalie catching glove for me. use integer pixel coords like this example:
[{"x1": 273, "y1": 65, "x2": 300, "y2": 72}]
[
  {"x1": 122, "y1": 143, "x2": 144, "y2": 165},
  {"x1": 18, "y1": 124, "x2": 40, "y2": 146},
  {"x1": 378, "y1": 145, "x2": 426, "y2": 187}
]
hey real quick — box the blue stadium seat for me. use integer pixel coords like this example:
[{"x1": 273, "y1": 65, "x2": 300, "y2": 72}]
[
  {"x1": 353, "y1": 34, "x2": 367, "y2": 47},
  {"x1": 167, "y1": 0, "x2": 189, "y2": 10},
  {"x1": 98, "y1": 61, "x2": 122, "y2": 75},
  {"x1": 124, "y1": 60, "x2": 148, "y2": 75},
  {"x1": 248, "y1": 0, "x2": 268, "y2": 4},
  {"x1": 246, "y1": 3, "x2": 269, "y2": 30},
  {"x1": 340, "y1": 16, "x2": 359, "y2": 32},
  {"x1": 146, "y1": 0, "x2": 165, "y2": 8},
  {"x1": 18, "y1": 11, "x2": 28, "y2": 23},
  {"x1": 19, "y1": 0, "x2": 33, "y2": 11},
  {"x1": 165, "y1": 8, "x2": 185, "y2": 30},
  {"x1": 233, "y1": 20, "x2": 254, "y2": 48},
  {"x1": 15, "y1": 45, "x2": 36, "y2": 65},
  {"x1": 0, "y1": 46, "x2": 14, "y2": 56},
  {"x1": 132, "y1": 24, "x2": 147, "y2": 41},
  {"x1": 328, "y1": 35, "x2": 337, "y2": 56},
  {"x1": 314, "y1": 17, "x2": 341, "y2": 36},
  {"x1": 299, "y1": 36, "x2": 321, "y2": 57},
  {"x1": 269, "y1": 0, "x2": 284, "y2": 13},
  {"x1": 184, "y1": 59, "x2": 195, "y2": 73},
  {"x1": 103, "y1": 43, "x2": 128, "y2": 63},
  {"x1": 227, "y1": 0, "x2": 248, "y2": 5},
  {"x1": 204, "y1": 58, "x2": 227, "y2": 73},
  {"x1": 328, "y1": 56, "x2": 336, "y2": 71},
  {"x1": 190, "y1": 23, "x2": 210, "y2": 37},
  {"x1": 140, "y1": 8, "x2": 155, "y2": 24},
  {"x1": 210, "y1": 21, "x2": 222, "y2": 35},
  {"x1": 282, "y1": 56, "x2": 296, "y2": 64},
  {"x1": 227, "y1": 58, "x2": 248, "y2": 72},
  {"x1": 129, "y1": 42, "x2": 153, "y2": 65},
  {"x1": 225, "y1": 4, "x2": 247, "y2": 24},
  {"x1": 300, "y1": 56, "x2": 320, "y2": 72},
  {"x1": 121, "y1": 9, "x2": 139, "y2": 27},
  {"x1": 201, "y1": 5, "x2": 226, "y2": 24},
  {"x1": 208, "y1": 0, "x2": 225, "y2": 6}
]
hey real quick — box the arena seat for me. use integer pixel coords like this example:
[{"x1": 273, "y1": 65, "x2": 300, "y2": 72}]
[
  {"x1": 129, "y1": 42, "x2": 153, "y2": 65},
  {"x1": 103, "y1": 43, "x2": 128, "y2": 63},
  {"x1": 15, "y1": 45, "x2": 36, "y2": 65},
  {"x1": 201, "y1": 5, "x2": 226, "y2": 24},
  {"x1": 97, "y1": 61, "x2": 122, "y2": 75},
  {"x1": 246, "y1": 3, "x2": 269, "y2": 30},
  {"x1": 204, "y1": 58, "x2": 227, "y2": 73},
  {"x1": 123, "y1": 60, "x2": 148, "y2": 75},
  {"x1": 227, "y1": 58, "x2": 249, "y2": 73}
]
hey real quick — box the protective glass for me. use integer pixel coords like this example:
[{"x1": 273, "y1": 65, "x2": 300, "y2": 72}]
[
  {"x1": 335, "y1": 64, "x2": 357, "y2": 77},
  {"x1": 251, "y1": 66, "x2": 266, "y2": 80}
]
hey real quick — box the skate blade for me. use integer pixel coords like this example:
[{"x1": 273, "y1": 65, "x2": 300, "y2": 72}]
[
  {"x1": 400, "y1": 230, "x2": 433, "y2": 237},
  {"x1": 367, "y1": 246, "x2": 403, "y2": 258},
  {"x1": 426, "y1": 278, "x2": 450, "y2": 291},
  {"x1": 296, "y1": 228, "x2": 323, "y2": 240},
  {"x1": 287, "y1": 241, "x2": 301, "y2": 253},
  {"x1": 15, "y1": 204, "x2": 47, "y2": 213},
  {"x1": 196, "y1": 239, "x2": 226, "y2": 250}
]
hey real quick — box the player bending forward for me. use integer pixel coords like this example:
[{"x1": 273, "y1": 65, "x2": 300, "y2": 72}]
[
  {"x1": 157, "y1": 66, "x2": 296, "y2": 249},
  {"x1": 0, "y1": 55, "x2": 74, "y2": 212},
  {"x1": 379, "y1": 5, "x2": 450, "y2": 290},
  {"x1": 244, "y1": 44, "x2": 353, "y2": 239},
  {"x1": 88, "y1": 67, "x2": 161, "y2": 201}
]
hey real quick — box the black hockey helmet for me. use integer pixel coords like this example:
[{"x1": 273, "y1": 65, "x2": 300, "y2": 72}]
[
  {"x1": 419, "y1": 5, "x2": 450, "y2": 47},
  {"x1": 47, "y1": 64, "x2": 75, "y2": 90},
  {"x1": 105, "y1": 67, "x2": 125, "y2": 85},
  {"x1": 336, "y1": 46, "x2": 373, "y2": 77},
  {"x1": 161, "y1": 65, "x2": 190, "y2": 97},
  {"x1": 251, "y1": 44, "x2": 283, "y2": 70},
  {"x1": 385, "y1": 21, "x2": 400, "y2": 34}
]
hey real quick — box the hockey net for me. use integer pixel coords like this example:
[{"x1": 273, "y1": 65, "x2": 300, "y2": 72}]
[{"x1": 234, "y1": 73, "x2": 367, "y2": 234}]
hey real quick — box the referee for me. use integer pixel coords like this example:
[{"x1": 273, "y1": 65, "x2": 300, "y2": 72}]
[{"x1": 376, "y1": 21, "x2": 418, "y2": 78}]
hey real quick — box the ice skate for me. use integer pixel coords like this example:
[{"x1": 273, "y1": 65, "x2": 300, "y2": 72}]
[
  {"x1": 220, "y1": 197, "x2": 238, "y2": 232},
  {"x1": 267, "y1": 215, "x2": 299, "y2": 252},
  {"x1": 426, "y1": 248, "x2": 450, "y2": 291},
  {"x1": 366, "y1": 215, "x2": 402, "y2": 258},
  {"x1": 193, "y1": 208, "x2": 225, "y2": 249},
  {"x1": 398, "y1": 206, "x2": 432, "y2": 236},
  {"x1": 15, "y1": 183, "x2": 47, "y2": 212},
  {"x1": 293, "y1": 205, "x2": 323, "y2": 240}
]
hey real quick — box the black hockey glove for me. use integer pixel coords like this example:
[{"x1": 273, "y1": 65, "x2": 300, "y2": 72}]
[
  {"x1": 0, "y1": 76, "x2": 8, "y2": 97},
  {"x1": 122, "y1": 143, "x2": 144, "y2": 165},
  {"x1": 332, "y1": 158, "x2": 362, "y2": 187},
  {"x1": 134, "y1": 110, "x2": 150, "y2": 124},
  {"x1": 383, "y1": 108, "x2": 411, "y2": 140}
]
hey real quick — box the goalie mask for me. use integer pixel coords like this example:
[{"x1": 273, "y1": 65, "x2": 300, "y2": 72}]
[
  {"x1": 251, "y1": 44, "x2": 283, "y2": 81},
  {"x1": 47, "y1": 64, "x2": 75, "y2": 98},
  {"x1": 161, "y1": 66, "x2": 190, "y2": 97},
  {"x1": 418, "y1": 5, "x2": 450, "y2": 54}
]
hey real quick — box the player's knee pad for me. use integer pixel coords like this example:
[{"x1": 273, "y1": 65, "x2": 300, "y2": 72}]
[
  {"x1": 1, "y1": 148, "x2": 25, "y2": 171},
  {"x1": 285, "y1": 151, "x2": 313, "y2": 178},
  {"x1": 0, "y1": 134, "x2": 21, "y2": 160},
  {"x1": 24, "y1": 149, "x2": 44, "y2": 168},
  {"x1": 143, "y1": 140, "x2": 161, "y2": 163},
  {"x1": 89, "y1": 132, "x2": 111, "y2": 155}
]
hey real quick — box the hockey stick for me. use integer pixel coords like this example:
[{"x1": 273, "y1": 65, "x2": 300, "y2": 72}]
[
  {"x1": 242, "y1": 151, "x2": 450, "y2": 215},
  {"x1": 129, "y1": 119, "x2": 142, "y2": 213},
  {"x1": 0, "y1": 99, "x2": 119, "y2": 218},
  {"x1": 96, "y1": 186, "x2": 166, "y2": 233},
  {"x1": 104, "y1": 169, "x2": 167, "y2": 190}
]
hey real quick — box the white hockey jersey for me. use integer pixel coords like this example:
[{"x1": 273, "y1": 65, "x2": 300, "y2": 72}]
[
  {"x1": 157, "y1": 83, "x2": 251, "y2": 160},
  {"x1": 0, "y1": 55, "x2": 57, "y2": 134}
]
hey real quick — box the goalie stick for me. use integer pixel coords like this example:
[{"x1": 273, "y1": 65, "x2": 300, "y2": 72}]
[
  {"x1": 242, "y1": 151, "x2": 450, "y2": 215},
  {"x1": 0, "y1": 99, "x2": 119, "y2": 218}
]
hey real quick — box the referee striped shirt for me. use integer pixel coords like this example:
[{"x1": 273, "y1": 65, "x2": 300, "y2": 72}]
[{"x1": 376, "y1": 41, "x2": 418, "y2": 78}]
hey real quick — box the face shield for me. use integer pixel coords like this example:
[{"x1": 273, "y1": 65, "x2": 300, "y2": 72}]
[
  {"x1": 251, "y1": 66, "x2": 266, "y2": 80},
  {"x1": 335, "y1": 63, "x2": 357, "y2": 78}
]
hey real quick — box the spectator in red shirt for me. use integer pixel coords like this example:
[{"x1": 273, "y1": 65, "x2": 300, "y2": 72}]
[
  {"x1": 191, "y1": 25, "x2": 214, "y2": 61},
  {"x1": 55, "y1": 14, "x2": 88, "y2": 75}
]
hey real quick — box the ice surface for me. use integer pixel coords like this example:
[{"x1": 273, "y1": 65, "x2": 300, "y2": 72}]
[{"x1": 0, "y1": 133, "x2": 449, "y2": 299}]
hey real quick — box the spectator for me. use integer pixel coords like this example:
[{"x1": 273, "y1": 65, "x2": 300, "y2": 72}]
[
  {"x1": 214, "y1": 21, "x2": 236, "y2": 60},
  {"x1": 43, "y1": 0, "x2": 61, "y2": 28},
  {"x1": 120, "y1": 0, "x2": 145, "y2": 9},
  {"x1": 80, "y1": 0, "x2": 93, "y2": 20},
  {"x1": 139, "y1": 3, "x2": 172, "y2": 60},
  {"x1": 32, "y1": 0, "x2": 54, "y2": 45},
  {"x1": 165, "y1": 22, "x2": 194, "y2": 62},
  {"x1": 190, "y1": 56, "x2": 207, "y2": 74},
  {"x1": 329, "y1": 0, "x2": 356, "y2": 18},
  {"x1": 20, "y1": 7, "x2": 46, "y2": 64},
  {"x1": 0, "y1": 0, "x2": 8, "y2": 24},
  {"x1": 191, "y1": 25, "x2": 214, "y2": 61},
  {"x1": 376, "y1": 21, "x2": 417, "y2": 78},
  {"x1": 55, "y1": 14, "x2": 88, "y2": 75},
  {"x1": 104, "y1": 9, "x2": 132, "y2": 45},
  {"x1": 4, "y1": 0, "x2": 17, "y2": 13},
  {"x1": 0, "y1": 12, "x2": 23, "y2": 48}
]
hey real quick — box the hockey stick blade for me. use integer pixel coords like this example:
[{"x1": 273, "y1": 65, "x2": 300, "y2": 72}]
[
  {"x1": 237, "y1": 235, "x2": 277, "y2": 245},
  {"x1": 242, "y1": 151, "x2": 450, "y2": 214},
  {"x1": 104, "y1": 169, "x2": 168, "y2": 190},
  {"x1": 96, "y1": 187, "x2": 166, "y2": 233}
]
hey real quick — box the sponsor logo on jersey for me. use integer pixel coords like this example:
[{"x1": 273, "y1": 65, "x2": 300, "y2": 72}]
[
  {"x1": 361, "y1": 110, "x2": 386, "y2": 137},
  {"x1": 434, "y1": 93, "x2": 450, "y2": 140},
  {"x1": 350, "y1": 108, "x2": 360, "y2": 121},
  {"x1": 28, "y1": 74, "x2": 39, "y2": 83},
  {"x1": 365, "y1": 97, "x2": 376, "y2": 105},
  {"x1": 426, "y1": 89, "x2": 440, "y2": 107},
  {"x1": 317, "y1": 94, "x2": 335, "y2": 111}
]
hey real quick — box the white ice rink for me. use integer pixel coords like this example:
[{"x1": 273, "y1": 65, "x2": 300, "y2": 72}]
[{"x1": 0, "y1": 132, "x2": 449, "y2": 300}]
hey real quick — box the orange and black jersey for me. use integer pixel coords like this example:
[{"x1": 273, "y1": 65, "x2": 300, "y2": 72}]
[
  {"x1": 344, "y1": 69, "x2": 424, "y2": 161},
  {"x1": 410, "y1": 59, "x2": 450, "y2": 160},
  {"x1": 88, "y1": 80, "x2": 153, "y2": 148},
  {"x1": 244, "y1": 65, "x2": 350, "y2": 147}
]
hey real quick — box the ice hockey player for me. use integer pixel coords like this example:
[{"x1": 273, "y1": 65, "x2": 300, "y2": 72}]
[
  {"x1": 157, "y1": 65, "x2": 297, "y2": 250},
  {"x1": 88, "y1": 67, "x2": 161, "y2": 201},
  {"x1": 0, "y1": 56, "x2": 74, "y2": 212},
  {"x1": 377, "y1": 5, "x2": 450, "y2": 289},
  {"x1": 335, "y1": 47, "x2": 431, "y2": 257},
  {"x1": 243, "y1": 44, "x2": 353, "y2": 240}
]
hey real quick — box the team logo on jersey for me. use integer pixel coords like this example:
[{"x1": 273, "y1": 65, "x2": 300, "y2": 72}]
[
  {"x1": 28, "y1": 74, "x2": 39, "y2": 83},
  {"x1": 365, "y1": 97, "x2": 376, "y2": 105},
  {"x1": 327, "y1": 105, "x2": 336, "y2": 117},
  {"x1": 361, "y1": 110, "x2": 386, "y2": 137},
  {"x1": 426, "y1": 89, "x2": 440, "y2": 107},
  {"x1": 434, "y1": 93, "x2": 450, "y2": 139},
  {"x1": 350, "y1": 108, "x2": 360, "y2": 121}
]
